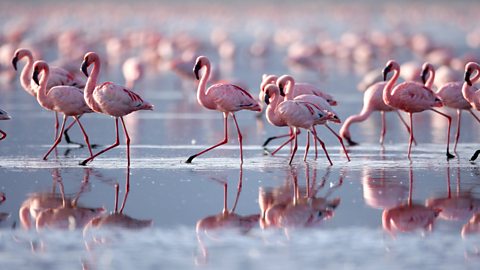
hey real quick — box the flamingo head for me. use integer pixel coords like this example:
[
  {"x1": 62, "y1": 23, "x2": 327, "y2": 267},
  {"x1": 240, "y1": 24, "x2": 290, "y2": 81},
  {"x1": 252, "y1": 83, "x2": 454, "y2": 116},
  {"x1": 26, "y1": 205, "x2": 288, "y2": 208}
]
[
  {"x1": 32, "y1": 61, "x2": 49, "y2": 86},
  {"x1": 81, "y1": 52, "x2": 99, "y2": 77},
  {"x1": 193, "y1": 56, "x2": 209, "y2": 80},
  {"x1": 263, "y1": 84, "x2": 280, "y2": 105},
  {"x1": 328, "y1": 113, "x2": 341, "y2": 123},
  {"x1": 382, "y1": 60, "x2": 399, "y2": 81},
  {"x1": 11, "y1": 48, "x2": 33, "y2": 71}
]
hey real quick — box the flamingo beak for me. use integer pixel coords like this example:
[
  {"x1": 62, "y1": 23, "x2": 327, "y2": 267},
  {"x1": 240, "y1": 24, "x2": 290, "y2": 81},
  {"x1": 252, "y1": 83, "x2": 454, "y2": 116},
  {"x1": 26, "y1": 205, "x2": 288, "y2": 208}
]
[
  {"x1": 81, "y1": 60, "x2": 89, "y2": 77},
  {"x1": 11, "y1": 55, "x2": 18, "y2": 71},
  {"x1": 421, "y1": 68, "x2": 428, "y2": 85},
  {"x1": 264, "y1": 92, "x2": 270, "y2": 105},
  {"x1": 382, "y1": 65, "x2": 391, "y2": 81},
  {"x1": 32, "y1": 68, "x2": 40, "y2": 86},
  {"x1": 193, "y1": 61, "x2": 201, "y2": 80},
  {"x1": 465, "y1": 69, "x2": 472, "y2": 86},
  {"x1": 278, "y1": 84, "x2": 285, "y2": 97}
]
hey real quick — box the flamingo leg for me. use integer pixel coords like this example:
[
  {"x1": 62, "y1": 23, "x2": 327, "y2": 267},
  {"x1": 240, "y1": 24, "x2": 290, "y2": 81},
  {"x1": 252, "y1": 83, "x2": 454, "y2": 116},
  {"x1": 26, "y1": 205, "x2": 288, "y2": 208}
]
[
  {"x1": 114, "y1": 183, "x2": 119, "y2": 213},
  {"x1": 395, "y1": 110, "x2": 417, "y2": 146},
  {"x1": 270, "y1": 128, "x2": 300, "y2": 156},
  {"x1": 80, "y1": 117, "x2": 120, "y2": 166},
  {"x1": 407, "y1": 113, "x2": 414, "y2": 159},
  {"x1": 186, "y1": 113, "x2": 229, "y2": 163},
  {"x1": 43, "y1": 115, "x2": 68, "y2": 160},
  {"x1": 119, "y1": 167, "x2": 131, "y2": 214},
  {"x1": 468, "y1": 109, "x2": 480, "y2": 123},
  {"x1": 0, "y1": 129, "x2": 6, "y2": 141},
  {"x1": 120, "y1": 117, "x2": 131, "y2": 167},
  {"x1": 430, "y1": 109, "x2": 455, "y2": 159},
  {"x1": 54, "y1": 112, "x2": 60, "y2": 140},
  {"x1": 288, "y1": 128, "x2": 299, "y2": 165},
  {"x1": 380, "y1": 111, "x2": 386, "y2": 145},
  {"x1": 454, "y1": 110, "x2": 461, "y2": 152},
  {"x1": 262, "y1": 132, "x2": 292, "y2": 148},
  {"x1": 303, "y1": 130, "x2": 310, "y2": 161},
  {"x1": 325, "y1": 124, "x2": 351, "y2": 161},
  {"x1": 312, "y1": 126, "x2": 318, "y2": 159},
  {"x1": 311, "y1": 127, "x2": 333, "y2": 166},
  {"x1": 231, "y1": 113, "x2": 243, "y2": 164},
  {"x1": 73, "y1": 116, "x2": 94, "y2": 159}
]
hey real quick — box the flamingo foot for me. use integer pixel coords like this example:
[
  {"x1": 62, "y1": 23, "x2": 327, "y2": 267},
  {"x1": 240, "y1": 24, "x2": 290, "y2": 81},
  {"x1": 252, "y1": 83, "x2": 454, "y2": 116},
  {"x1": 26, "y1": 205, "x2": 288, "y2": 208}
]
[
  {"x1": 186, "y1": 155, "x2": 197, "y2": 164},
  {"x1": 64, "y1": 131, "x2": 85, "y2": 148},
  {"x1": 345, "y1": 137, "x2": 358, "y2": 146},
  {"x1": 446, "y1": 151, "x2": 455, "y2": 159},
  {"x1": 470, "y1": 150, "x2": 480, "y2": 162}
]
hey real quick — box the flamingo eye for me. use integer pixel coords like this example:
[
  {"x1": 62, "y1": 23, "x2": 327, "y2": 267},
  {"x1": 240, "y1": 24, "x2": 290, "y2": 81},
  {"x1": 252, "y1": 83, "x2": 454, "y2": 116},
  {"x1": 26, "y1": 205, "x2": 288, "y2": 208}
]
[{"x1": 318, "y1": 211, "x2": 323, "y2": 217}]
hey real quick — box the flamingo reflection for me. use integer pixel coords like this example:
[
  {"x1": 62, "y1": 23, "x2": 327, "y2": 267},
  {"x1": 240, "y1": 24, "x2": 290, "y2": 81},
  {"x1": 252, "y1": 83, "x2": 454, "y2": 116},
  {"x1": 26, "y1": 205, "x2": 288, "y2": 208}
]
[
  {"x1": 382, "y1": 166, "x2": 441, "y2": 235},
  {"x1": 259, "y1": 164, "x2": 342, "y2": 232},
  {"x1": 20, "y1": 168, "x2": 104, "y2": 231},
  {"x1": 195, "y1": 166, "x2": 259, "y2": 264},
  {"x1": 362, "y1": 168, "x2": 409, "y2": 210},
  {"x1": 0, "y1": 192, "x2": 9, "y2": 226}
]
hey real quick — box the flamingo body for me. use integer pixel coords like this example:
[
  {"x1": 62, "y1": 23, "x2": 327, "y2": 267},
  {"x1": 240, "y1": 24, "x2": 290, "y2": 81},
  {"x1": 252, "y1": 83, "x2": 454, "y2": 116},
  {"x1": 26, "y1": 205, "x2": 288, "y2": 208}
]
[{"x1": 388, "y1": 81, "x2": 442, "y2": 113}]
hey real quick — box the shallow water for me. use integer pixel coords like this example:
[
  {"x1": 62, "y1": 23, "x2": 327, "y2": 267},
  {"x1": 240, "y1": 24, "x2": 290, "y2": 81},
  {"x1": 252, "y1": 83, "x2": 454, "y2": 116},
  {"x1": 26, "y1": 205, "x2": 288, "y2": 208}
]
[{"x1": 1, "y1": 1, "x2": 480, "y2": 269}]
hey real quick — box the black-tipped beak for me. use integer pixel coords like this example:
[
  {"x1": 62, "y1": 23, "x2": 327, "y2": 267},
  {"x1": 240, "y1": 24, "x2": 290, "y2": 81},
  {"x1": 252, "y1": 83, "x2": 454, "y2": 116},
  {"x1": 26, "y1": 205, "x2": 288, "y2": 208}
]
[
  {"x1": 33, "y1": 69, "x2": 40, "y2": 86},
  {"x1": 193, "y1": 61, "x2": 201, "y2": 80},
  {"x1": 465, "y1": 70, "x2": 472, "y2": 86},
  {"x1": 12, "y1": 56, "x2": 18, "y2": 71},
  {"x1": 421, "y1": 68, "x2": 428, "y2": 85},
  {"x1": 382, "y1": 66, "x2": 391, "y2": 81},
  {"x1": 278, "y1": 84, "x2": 285, "y2": 97},
  {"x1": 264, "y1": 92, "x2": 270, "y2": 105},
  {"x1": 81, "y1": 60, "x2": 89, "y2": 77}
]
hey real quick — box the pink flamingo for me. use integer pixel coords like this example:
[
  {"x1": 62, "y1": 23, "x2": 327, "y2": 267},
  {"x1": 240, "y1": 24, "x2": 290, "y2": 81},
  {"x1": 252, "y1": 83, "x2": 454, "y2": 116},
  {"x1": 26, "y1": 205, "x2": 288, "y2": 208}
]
[
  {"x1": 382, "y1": 60, "x2": 454, "y2": 159},
  {"x1": 340, "y1": 81, "x2": 415, "y2": 146},
  {"x1": 79, "y1": 52, "x2": 154, "y2": 166},
  {"x1": 422, "y1": 63, "x2": 480, "y2": 152},
  {"x1": 185, "y1": 56, "x2": 260, "y2": 164},
  {"x1": 264, "y1": 84, "x2": 333, "y2": 165},
  {"x1": 122, "y1": 57, "x2": 144, "y2": 89},
  {"x1": 0, "y1": 108, "x2": 11, "y2": 141},
  {"x1": 33, "y1": 61, "x2": 94, "y2": 161},
  {"x1": 275, "y1": 75, "x2": 350, "y2": 162},
  {"x1": 462, "y1": 62, "x2": 480, "y2": 161},
  {"x1": 12, "y1": 48, "x2": 87, "y2": 146}
]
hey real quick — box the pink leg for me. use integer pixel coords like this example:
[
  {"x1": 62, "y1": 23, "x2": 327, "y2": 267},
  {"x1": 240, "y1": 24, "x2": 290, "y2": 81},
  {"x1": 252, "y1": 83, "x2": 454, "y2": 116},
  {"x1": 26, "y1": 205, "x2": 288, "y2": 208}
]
[
  {"x1": 454, "y1": 110, "x2": 461, "y2": 152},
  {"x1": 0, "y1": 129, "x2": 6, "y2": 141},
  {"x1": 271, "y1": 128, "x2": 300, "y2": 156},
  {"x1": 303, "y1": 130, "x2": 310, "y2": 161},
  {"x1": 325, "y1": 124, "x2": 351, "y2": 161},
  {"x1": 396, "y1": 110, "x2": 417, "y2": 146},
  {"x1": 114, "y1": 183, "x2": 119, "y2": 213},
  {"x1": 119, "y1": 167, "x2": 131, "y2": 213},
  {"x1": 43, "y1": 115, "x2": 68, "y2": 160},
  {"x1": 80, "y1": 118, "x2": 120, "y2": 166},
  {"x1": 312, "y1": 126, "x2": 318, "y2": 160},
  {"x1": 120, "y1": 117, "x2": 131, "y2": 167},
  {"x1": 54, "y1": 112, "x2": 60, "y2": 140},
  {"x1": 380, "y1": 111, "x2": 386, "y2": 145},
  {"x1": 468, "y1": 109, "x2": 480, "y2": 123},
  {"x1": 431, "y1": 109, "x2": 454, "y2": 159},
  {"x1": 407, "y1": 113, "x2": 413, "y2": 159},
  {"x1": 311, "y1": 128, "x2": 333, "y2": 166},
  {"x1": 288, "y1": 128, "x2": 299, "y2": 165},
  {"x1": 231, "y1": 113, "x2": 243, "y2": 164},
  {"x1": 262, "y1": 132, "x2": 292, "y2": 148},
  {"x1": 186, "y1": 113, "x2": 229, "y2": 163},
  {"x1": 73, "y1": 116, "x2": 94, "y2": 158}
]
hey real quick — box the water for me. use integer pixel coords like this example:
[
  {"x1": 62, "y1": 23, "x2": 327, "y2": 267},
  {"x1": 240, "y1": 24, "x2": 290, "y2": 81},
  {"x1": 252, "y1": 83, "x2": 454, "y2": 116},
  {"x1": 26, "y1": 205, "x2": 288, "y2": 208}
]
[{"x1": 1, "y1": 1, "x2": 480, "y2": 269}]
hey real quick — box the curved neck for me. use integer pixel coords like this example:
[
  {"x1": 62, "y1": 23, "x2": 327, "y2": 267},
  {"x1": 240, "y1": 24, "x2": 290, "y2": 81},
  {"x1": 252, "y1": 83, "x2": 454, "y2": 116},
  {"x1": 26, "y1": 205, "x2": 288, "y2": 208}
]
[
  {"x1": 19, "y1": 53, "x2": 36, "y2": 96},
  {"x1": 36, "y1": 67, "x2": 53, "y2": 109},
  {"x1": 84, "y1": 57, "x2": 102, "y2": 112},
  {"x1": 283, "y1": 77, "x2": 295, "y2": 100},
  {"x1": 425, "y1": 66, "x2": 435, "y2": 89},
  {"x1": 383, "y1": 67, "x2": 399, "y2": 106},
  {"x1": 463, "y1": 64, "x2": 480, "y2": 104},
  {"x1": 196, "y1": 61, "x2": 214, "y2": 109},
  {"x1": 266, "y1": 90, "x2": 284, "y2": 125}
]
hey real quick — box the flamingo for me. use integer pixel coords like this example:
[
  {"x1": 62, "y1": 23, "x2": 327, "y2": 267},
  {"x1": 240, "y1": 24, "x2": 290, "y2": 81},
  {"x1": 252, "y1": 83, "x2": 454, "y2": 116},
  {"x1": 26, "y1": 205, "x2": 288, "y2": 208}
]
[
  {"x1": 0, "y1": 108, "x2": 11, "y2": 141},
  {"x1": 275, "y1": 75, "x2": 350, "y2": 162},
  {"x1": 422, "y1": 63, "x2": 480, "y2": 152},
  {"x1": 462, "y1": 62, "x2": 480, "y2": 161},
  {"x1": 339, "y1": 81, "x2": 415, "y2": 146},
  {"x1": 382, "y1": 60, "x2": 454, "y2": 159},
  {"x1": 264, "y1": 84, "x2": 332, "y2": 165},
  {"x1": 32, "y1": 61, "x2": 94, "y2": 161},
  {"x1": 122, "y1": 57, "x2": 144, "y2": 89},
  {"x1": 79, "y1": 52, "x2": 154, "y2": 166},
  {"x1": 185, "y1": 55, "x2": 260, "y2": 164},
  {"x1": 12, "y1": 48, "x2": 87, "y2": 146}
]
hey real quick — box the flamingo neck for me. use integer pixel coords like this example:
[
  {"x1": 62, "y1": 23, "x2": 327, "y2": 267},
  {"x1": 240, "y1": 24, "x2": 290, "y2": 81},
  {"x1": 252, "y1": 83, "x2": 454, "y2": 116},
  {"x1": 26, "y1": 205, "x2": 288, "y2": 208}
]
[
  {"x1": 36, "y1": 68, "x2": 53, "y2": 110},
  {"x1": 19, "y1": 54, "x2": 36, "y2": 96},
  {"x1": 463, "y1": 64, "x2": 480, "y2": 105},
  {"x1": 425, "y1": 67, "x2": 435, "y2": 89},
  {"x1": 340, "y1": 108, "x2": 373, "y2": 138},
  {"x1": 196, "y1": 62, "x2": 215, "y2": 109},
  {"x1": 266, "y1": 91, "x2": 284, "y2": 125},
  {"x1": 383, "y1": 67, "x2": 399, "y2": 106},
  {"x1": 84, "y1": 57, "x2": 102, "y2": 112},
  {"x1": 284, "y1": 78, "x2": 295, "y2": 100}
]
